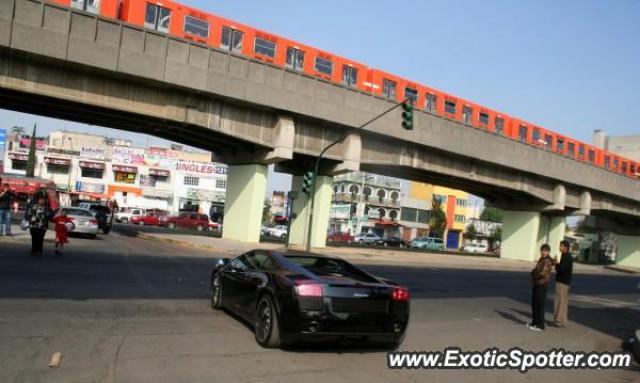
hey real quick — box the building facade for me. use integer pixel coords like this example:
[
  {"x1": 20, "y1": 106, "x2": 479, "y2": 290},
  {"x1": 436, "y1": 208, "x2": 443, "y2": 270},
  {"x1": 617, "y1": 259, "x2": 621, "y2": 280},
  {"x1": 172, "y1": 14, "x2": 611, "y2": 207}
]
[{"x1": 593, "y1": 129, "x2": 640, "y2": 162}]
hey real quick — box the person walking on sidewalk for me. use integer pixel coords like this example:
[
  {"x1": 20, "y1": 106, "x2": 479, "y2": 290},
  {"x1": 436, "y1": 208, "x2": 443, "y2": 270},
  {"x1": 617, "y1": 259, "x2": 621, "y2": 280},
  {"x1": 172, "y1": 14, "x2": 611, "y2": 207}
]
[
  {"x1": 528, "y1": 244, "x2": 554, "y2": 332},
  {"x1": 553, "y1": 240, "x2": 573, "y2": 327},
  {"x1": 0, "y1": 183, "x2": 15, "y2": 237},
  {"x1": 52, "y1": 211, "x2": 74, "y2": 256},
  {"x1": 24, "y1": 196, "x2": 51, "y2": 257}
]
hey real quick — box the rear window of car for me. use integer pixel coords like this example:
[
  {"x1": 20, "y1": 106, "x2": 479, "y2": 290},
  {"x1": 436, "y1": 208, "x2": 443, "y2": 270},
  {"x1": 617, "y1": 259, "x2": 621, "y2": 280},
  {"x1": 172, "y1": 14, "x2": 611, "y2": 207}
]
[
  {"x1": 63, "y1": 209, "x2": 93, "y2": 217},
  {"x1": 90, "y1": 205, "x2": 110, "y2": 213},
  {"x1": 285, "y1": 256, "x2": 376, "y2": 283}
]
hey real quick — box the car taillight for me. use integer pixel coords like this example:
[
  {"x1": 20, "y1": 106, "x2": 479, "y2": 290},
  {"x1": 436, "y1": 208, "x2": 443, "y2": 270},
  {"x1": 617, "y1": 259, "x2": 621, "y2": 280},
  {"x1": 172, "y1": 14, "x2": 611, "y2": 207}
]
[
  {"x1": 89, "y1": 219, "x2": 98, "y2": 225},
  {"x1": 392, "y1": 287, "x2": 410, "y2": 301},
  {"x1": 295, "y1": 280, "x2": 323, "y2": 297}
]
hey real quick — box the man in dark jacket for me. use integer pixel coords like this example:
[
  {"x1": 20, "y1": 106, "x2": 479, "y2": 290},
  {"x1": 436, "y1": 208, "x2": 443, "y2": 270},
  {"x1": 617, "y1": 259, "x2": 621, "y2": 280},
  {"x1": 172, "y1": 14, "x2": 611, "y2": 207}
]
[
  {"x1": 0, "y1": 183, "x2": 14, "y2": 236},
  {"x1": 528, "y1": 243, "x2": 554, "y2": 332},
  {"x1": 553, "y1": 240, "x2": 573, "y2": 327}
]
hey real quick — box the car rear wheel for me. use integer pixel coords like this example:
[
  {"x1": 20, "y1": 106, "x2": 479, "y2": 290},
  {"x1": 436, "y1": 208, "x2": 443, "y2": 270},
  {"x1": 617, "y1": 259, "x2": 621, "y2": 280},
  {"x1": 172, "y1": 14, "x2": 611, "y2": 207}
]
[
  {"x1": 255, "y1": 295, "x2": 280, "y2": 348},
  {"x1": 210, "y1": 273, "x2": 223, "y2": 310},
  {"x1": 280, "y1": 233, "x2": 286, "y2": 238},
  {"x1": 121, "y1": 217, "x2": 128, "y2": 223}
]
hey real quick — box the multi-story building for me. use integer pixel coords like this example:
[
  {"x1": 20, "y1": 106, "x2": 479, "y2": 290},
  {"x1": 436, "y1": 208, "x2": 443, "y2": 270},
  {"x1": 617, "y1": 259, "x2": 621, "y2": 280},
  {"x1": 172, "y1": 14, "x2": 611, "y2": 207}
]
[
  {"x1": 432, "y1": 186, "x2": 469, "y2": 249},
  {"x1": 2, "y1": 130, "x2": 227, "y2": 217},
  {"x1": 593, "y1": 130, "x2": 640, "y2": 162},
  {"x1": 398, "y1": 182, "x2": 431, "y2": 242}
]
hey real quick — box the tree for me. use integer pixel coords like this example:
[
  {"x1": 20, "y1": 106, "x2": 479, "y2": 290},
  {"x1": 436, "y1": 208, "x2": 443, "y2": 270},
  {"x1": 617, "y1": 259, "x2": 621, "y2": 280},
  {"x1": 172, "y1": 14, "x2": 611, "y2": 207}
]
[
  {"x1": 262, "y1": 199, "x2": 272, "y2": 224},
  {"x1": 465, "y1": 223, "x2": 477, "y2": 238},
  {"x1": 26, "y1": 124, "x2": 37, "y2": 177},
  {"x1": 489, "y1": 227, "x2": 502, "y2": 245},
  {"x1": 11, "y1": 126, "x2": 25, "y2": 136},
  {"x1": 429, "y1": 199, "x2": 447, "y2": 239},
  {"x1": 480, "y1": 207, "x2": 504, "y2": 223}
]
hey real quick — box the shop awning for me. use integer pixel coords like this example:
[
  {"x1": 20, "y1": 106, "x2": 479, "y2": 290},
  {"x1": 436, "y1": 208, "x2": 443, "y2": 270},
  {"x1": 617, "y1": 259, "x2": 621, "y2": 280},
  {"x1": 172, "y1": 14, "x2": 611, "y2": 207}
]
[
  {"x1": 79, "y1": 161, "x2": 106, "y2": 170},
  {"x1": 9, "y1": 153, "x2": 28, "y2": 161},
  {"x1": 112, "y1": 165, "x2": 137, "y2": 173}
]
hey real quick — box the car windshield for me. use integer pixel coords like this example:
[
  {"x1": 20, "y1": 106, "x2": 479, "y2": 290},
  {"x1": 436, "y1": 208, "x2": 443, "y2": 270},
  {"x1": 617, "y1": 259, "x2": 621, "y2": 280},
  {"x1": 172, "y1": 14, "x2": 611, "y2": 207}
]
[{"x1": 286, "y1": 256, "x2": 375, "y2": 282}]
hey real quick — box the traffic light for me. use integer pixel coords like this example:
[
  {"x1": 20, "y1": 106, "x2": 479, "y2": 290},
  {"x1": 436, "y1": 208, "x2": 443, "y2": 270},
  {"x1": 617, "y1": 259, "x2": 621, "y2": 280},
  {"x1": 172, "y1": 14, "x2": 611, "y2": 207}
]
[
  {"x1": 302, "y1": 171, "x2": 314, "y2": 196},
  {"x1": 401, "y1": 99, "x2": 414, "y2": 130}
]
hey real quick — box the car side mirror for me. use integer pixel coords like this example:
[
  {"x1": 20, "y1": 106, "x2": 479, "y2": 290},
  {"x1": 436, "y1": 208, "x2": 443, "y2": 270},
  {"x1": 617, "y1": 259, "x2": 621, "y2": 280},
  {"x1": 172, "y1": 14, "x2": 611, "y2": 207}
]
[{"x1": 217, "y1": 258, "x2": 229, "y2": 269}]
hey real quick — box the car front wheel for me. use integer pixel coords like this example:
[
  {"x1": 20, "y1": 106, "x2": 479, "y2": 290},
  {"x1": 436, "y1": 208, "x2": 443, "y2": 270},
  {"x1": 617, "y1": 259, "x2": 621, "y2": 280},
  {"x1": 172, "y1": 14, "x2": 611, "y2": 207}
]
[
  {"x1": 210, "y1": 273, "x2": 223, "y2": 309},
  {"x1": 255, "y1": 295, "x2": 280, "y2": 348}
]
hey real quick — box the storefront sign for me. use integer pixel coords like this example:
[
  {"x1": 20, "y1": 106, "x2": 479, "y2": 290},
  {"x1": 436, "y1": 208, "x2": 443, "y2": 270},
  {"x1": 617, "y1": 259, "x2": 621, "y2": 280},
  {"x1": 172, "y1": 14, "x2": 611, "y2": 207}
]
[
  {"x1": 9, "y1": 153, "x2": 28, "y2": 161},
  {"x1": 149, "y1": 168, "x2": 171, "y2": 177},
  {"x1": 175, "y1": 160, "x2": 226, "y2": 177},
  {"x1": 330, "y1": 204, "x2": 352, "y2": 220},
  {"x1": 44, "y1": 157, "x2": 71, "y2": 166},
  {"x1": 19, "y1": 137, "x2": 47, "y2": 150},
  {"x1": 80, "y1": 146, "x2": 106, "y2": 160},
  {"x1": 79, "y1": 161, "x2": 106, "y2": 170},
  {"x1": 75, "y1": 181, "x2": 106, "y2": 193},
  {"x1": 112, "y1": 146, "x2": 145, "y2": 165},
  {"x1": 112, "y1": 165, "x2": 138, "y2": 173}
]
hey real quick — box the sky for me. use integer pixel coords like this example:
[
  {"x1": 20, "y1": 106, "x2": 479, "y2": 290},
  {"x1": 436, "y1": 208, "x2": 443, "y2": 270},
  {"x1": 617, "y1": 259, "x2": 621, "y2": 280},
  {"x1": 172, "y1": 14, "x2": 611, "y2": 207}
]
[{"x1": 2, "y1": 0, "x2": 639, "y2": 196}]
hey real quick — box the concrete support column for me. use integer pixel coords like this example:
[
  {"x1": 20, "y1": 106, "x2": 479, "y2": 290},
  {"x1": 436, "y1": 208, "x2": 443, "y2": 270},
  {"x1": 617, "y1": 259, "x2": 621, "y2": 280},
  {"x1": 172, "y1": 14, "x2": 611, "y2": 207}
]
[
  {"x1": 222, "y1": 164, "x2": 268, "y2": 243},
  {"x1": 501, "y1": 210, "x2": 541, "y2": 262},
  {"x1": 539, "y1": 216, "x2": 566, "y2": 256},
  {"x1": 616, "y1": 235, "x2": 640, "y2": 268},
  {"x1": 288, "y1": 175, "x2": 333, "y2": 249}
]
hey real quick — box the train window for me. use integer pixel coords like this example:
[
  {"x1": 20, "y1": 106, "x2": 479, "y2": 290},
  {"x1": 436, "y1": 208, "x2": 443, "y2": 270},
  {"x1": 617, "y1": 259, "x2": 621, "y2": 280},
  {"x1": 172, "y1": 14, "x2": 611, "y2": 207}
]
[
  {"x1": 145, "y1": 4, "x2": 171, "y2": 33},
  {"x1": 462, "y1": 106, "x2": 472, "y2": 124},
  {"x1": 479, "y1": 112, "x2": 489, "y2": 125},
  {"x1": 604, "y1": 155, "x2": 610, "y2": 168},
  {"x1": 342, "y1": 66, "x2": 358, "y2": 87},
  {"x1": 314, "y1": 57, "x2": 333, "y2": 75},
  {"x1": 578, "y1": 145, "x2": 585, "y2": 159},
  {"x1": 613, "y1": 158, "x2": 619, "y2": 170},
  {"x1": 254, "y1": 37, "x2": 276, "y2": 58},
  {"x1": 631, "y1": 163, "x2": 637, "y2": 176},
  {"x1": 286, "y1": 47, "x2": 305, "y2": 71},
  {"x1": 588, "y1": 149, "x2": 595, "y2": 163},
  {"x1": 545, "y1": 134, "x2": 553, "y2": 149},
  {"x1": 383, "y1": 79, "x2": 396, "y2": 99},
  {"x1": 221, "y1": 26, "x2": 243, "y2": 52},
  {"x1": 71, "y1": 0, "x2": 100, "y2": 13},
  {"x1": 557, "y1": 138, "x2": 565, "y2": 152},
  {"x1": 184, "y1": 15, "x2": 209, "y2": 38},
  {"x1": 426, "y1": 94, "x2": 438, "y2": 112},
  {"x1": 444, "y1": 100, "x2": 456, "y2": 114},
  {"x1": 518, "y1": 125, "x2": 528, "y2": 142},
  {"x1": 622, "y1": 161, "x2": 628, "y2": 173},
  {"x1": 495, "y1": 117, "x2": 504, "y2": 135},
  {"x1": 568, "y1": 142, "x2": 575, "y2": 156},
  {"x1": 532, "y1": 128, "x2": 540, "y2": 143},
  {"x1": 404, "y1": 87, "x2": 418, "y2": 103}
]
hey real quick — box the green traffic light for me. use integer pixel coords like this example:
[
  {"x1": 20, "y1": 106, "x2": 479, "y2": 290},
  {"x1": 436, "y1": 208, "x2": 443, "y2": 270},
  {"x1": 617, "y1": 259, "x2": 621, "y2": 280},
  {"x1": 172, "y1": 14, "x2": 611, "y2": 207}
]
[{"x1": 401, "y1": 100, "x2": 414, "y2": 130}]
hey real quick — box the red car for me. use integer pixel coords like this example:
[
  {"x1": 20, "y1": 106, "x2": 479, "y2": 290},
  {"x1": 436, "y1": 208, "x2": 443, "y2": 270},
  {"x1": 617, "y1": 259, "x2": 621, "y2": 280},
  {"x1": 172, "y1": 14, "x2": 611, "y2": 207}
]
[
  {"x1": 165, "y1": 212, "x2": 221, "y2": 231},
  {"x1": 326, "y1": 231, "x2": 355, "y2": 244},
  {"x1": 130, "y1": 212, "x2": 168, "y2": 226}
]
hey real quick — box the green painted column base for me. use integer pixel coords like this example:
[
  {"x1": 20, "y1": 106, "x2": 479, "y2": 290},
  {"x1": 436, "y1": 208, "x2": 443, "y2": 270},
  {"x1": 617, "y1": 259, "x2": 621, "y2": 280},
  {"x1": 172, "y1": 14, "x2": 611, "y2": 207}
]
[
  {"x1": 222, "y1": 164, "x2": 267, "y2": 243},
  {"x1": 502, "y1": 211, "x2": 566, "y2": 262},
  {"x1": 288, "y1": 175, "x2": 332, "y2": 249},
  {"x1": 616, "y1": 235, "x2": 640, "y2": 268}
]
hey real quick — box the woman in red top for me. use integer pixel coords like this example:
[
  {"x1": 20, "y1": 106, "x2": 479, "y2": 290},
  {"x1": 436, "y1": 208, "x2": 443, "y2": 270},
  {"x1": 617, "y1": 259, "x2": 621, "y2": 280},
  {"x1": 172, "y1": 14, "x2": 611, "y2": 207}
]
[{"x1": 52, "y1": 212, "x2": 74, "y2": 256}]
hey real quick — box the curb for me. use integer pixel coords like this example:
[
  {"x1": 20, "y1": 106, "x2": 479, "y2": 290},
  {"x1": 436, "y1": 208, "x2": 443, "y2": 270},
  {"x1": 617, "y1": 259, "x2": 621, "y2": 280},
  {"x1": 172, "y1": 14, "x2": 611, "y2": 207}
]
[
  {"x1": 604, "y1": 265, "x2": 639, "y2": 274},
  {"x1": 136, "y1": 233, "x2": 232, "y2": 254}
]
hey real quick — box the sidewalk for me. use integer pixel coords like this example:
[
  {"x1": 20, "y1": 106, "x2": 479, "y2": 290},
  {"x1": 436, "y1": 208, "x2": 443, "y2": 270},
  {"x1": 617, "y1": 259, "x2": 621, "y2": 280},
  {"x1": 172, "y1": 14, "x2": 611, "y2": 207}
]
[{"x1": 131, "y1": 230, "x2": 612, "y2": 274}]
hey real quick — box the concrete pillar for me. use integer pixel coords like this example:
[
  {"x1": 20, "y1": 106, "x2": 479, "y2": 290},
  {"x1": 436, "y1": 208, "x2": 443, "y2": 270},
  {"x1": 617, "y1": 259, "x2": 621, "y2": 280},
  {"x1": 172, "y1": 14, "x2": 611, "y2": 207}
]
[
  {"x1": 222, "y1": 164, "x2": 268, "y2": 243},
  {"x1": 537, "y1": 216, "x2": 566, "y2": 257},
  {"x1": 501, "y1": 210, "x2": 541, "y2": 262},
  {"x1": 616, "y1": 235, "x2": 640, "y2": 268},
  {"x1": 288, "y1": 175, "x2": 333, "y2": 249}
]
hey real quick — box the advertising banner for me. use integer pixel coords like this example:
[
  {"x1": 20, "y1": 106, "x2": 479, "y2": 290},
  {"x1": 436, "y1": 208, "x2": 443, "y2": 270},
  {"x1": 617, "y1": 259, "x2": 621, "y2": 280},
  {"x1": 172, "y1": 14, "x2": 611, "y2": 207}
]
[
  {"x1": 175, "y1": 160, "x2": 227, "y2": 178},
  {"x1": 80, "y1": 146, "x2": 106, "y2": 160}
]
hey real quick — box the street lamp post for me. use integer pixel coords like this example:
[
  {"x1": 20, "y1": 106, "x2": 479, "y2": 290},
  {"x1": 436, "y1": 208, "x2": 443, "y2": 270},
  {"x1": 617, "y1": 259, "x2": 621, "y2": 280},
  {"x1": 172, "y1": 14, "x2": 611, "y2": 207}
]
[
  {"x1": 66, "y1": 136, "x2": 73, "y2": 193},
  {"x1": 304, "y1": 99, "x2": 411, "y2": 252}
]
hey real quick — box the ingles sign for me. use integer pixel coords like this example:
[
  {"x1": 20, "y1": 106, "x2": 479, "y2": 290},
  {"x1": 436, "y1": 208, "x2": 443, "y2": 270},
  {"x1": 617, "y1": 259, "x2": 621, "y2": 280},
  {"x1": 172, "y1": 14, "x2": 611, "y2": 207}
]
[{"x1": 175, "y1": 160, "x2": 227, "y2": 177}]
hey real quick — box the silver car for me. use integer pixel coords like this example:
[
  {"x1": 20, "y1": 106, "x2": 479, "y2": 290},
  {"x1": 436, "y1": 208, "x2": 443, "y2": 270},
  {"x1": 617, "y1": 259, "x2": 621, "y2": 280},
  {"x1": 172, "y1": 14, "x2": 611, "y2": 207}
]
[{"x1": 58, "y1": 207, "x2": 99, "y2": 239}]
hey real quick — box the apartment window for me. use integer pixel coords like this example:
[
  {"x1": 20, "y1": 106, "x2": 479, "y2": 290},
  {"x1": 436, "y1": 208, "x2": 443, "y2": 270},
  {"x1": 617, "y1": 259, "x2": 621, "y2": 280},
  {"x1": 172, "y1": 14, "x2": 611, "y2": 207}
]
[
  {"x1": 221, "y1": 26, "x2": 243, "y2": 52},
  {"x1": 518, "y1": 125, "x2": 528, "y2": 142},
  {"x1": 47, "y1": 164, "x2": 69, "y2": 175},
  {"x1": 144, "y1": 3, "x2": 171, "y2": 33},
  {"x1": 149, "y1": 174, "x2": 169, "y2": 183},
  {"x1": 11, "y1": 160, "x2": 27, "y2": 171},
  {"x1": 434, "y1": 194, "x2": 446, "y2": 204},
  {"x1": 479, "y1": 112, "x2": 489, "y2": 125},
  {"x1": 544, "y1": 134, "x2": 553, "y2": 149},
  {"x1": 400, "y1": 207, "x2": 417, "y2": 222},
  {"x1": 404, "y1": 87, "x2": 418, "y2": 104},
  {"x1": 382, "y1": 79, "x2": 396, "y2": 99},
  {"x1": 417, "y1": 209, "x2": 430, "y2": 224},
  {"x1": 71, "y1": 0, "x2": 100, "y2": 13},
  {"x1": 455, "y1": 214, "x2": 465, "y2": 223},
  {"x1": 341, "y1": 65, "x2": 358, "y2": 87},
  {"x1": 456, "y1": 198, "x2": 466, "y2": 207},
  {"x1": 495, "y1": 117, "x2": 504, "y2": 135},
  {"x1": 114, "y1": 171, "x2": 136, "y2": 184},
  {"x1": 285, "y1": 47, "x2": 305, "y2": 71},
  {"x1": 444, "y1": 100, "x2": 456, "y2": 114},
  {"x1": 81, "y1": 168, "x2": 103, "y2": 179},
  {"x1": 215, "y1": 179, "x2": 227, "y2": 189},
  {"x1": 532, "y1": 128, "x2": 540, "y2": 143},
  {"x1": 426, "y1": 93, "x2": 438, "y2": 112},
  {"x1": 184, "y1": 15, "x2": 209, "y2": 38},
  {"x1": 588, "y1": 149, "x2": 595, "y2": 163},
  {"x1": 604, "y1": 155, "x2": 610, "y2": 168},
  {"x1": 462, "y1": 106, "x2": 473, "y2": 124},
  {"x1": 389, "y1": 210, "x2": 399, "y2": 220},
  {"x1": 377, "y1": 208, "x2": 386, "y2": 218},
  {"x1": 568, "y1": 142, "x2": 575, "y2": 157},
  {"x1": 184, "y1": 176, "x2": 199, "y2": 186},
  {"x1": 254, "y1": 37, "x2": 276, "y2": 58},
  {"x1": 314, "y1": 57, "x2": 333, "y2": 75},
  {"x1": 557, "y1": 138, "x2": 565, "y2": 152}
]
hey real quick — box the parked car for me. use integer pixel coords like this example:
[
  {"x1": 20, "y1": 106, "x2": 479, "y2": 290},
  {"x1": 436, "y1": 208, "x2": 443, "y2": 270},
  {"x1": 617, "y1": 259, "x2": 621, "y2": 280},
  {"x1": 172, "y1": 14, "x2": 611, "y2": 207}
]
[
  {"x1": 267, "y1": 225, "x2": 288, "y2": 238},
  {"x1": 463, "y1": 242, "x2": 489, "y2": 253},
  {"x1": 410, "y1": 237, "x2": 445, "y2": 251},
  {"x1": 130, "y1": 211, "x2": 168, "y2": 226},
  {"x1": 261, "y1": 225, "x2": 271, "y2": 236},
  {"x1": 209, "y1": 250, "x2": 410, "y2": 348},
  {"x1": 58, "y1": 207, "x2": 99, "y2": 239},
  {"x1": 326, "y1": 231, "x2": 354, "y2": 244},
  {"x1": 165, "y1": 212, "x2": 218, "y2": 231},
  {"x1": 382, "y1": 236, "x2": 407, "y2": 248},
  {"x1": 115, "y1": 207, "x2": 145, "y2": 223},
  {"x1": 354, "y1": 232, "x2": 383, "y2": 245},
  {"x1": 77, "y1": 203, "x2": 113, "y2": 234}
]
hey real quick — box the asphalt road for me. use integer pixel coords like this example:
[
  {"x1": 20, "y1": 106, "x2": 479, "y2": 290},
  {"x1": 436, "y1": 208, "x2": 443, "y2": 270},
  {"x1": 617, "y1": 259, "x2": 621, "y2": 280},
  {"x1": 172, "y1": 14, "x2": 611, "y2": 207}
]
[{"x1": 0, "y1": 230, "x2": 638, "y2": 383}]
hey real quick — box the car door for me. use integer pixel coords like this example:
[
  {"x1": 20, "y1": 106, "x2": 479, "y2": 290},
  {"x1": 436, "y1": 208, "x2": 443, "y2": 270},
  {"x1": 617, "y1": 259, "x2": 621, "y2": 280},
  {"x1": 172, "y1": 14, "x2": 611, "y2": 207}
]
[
  {"x1": 238, "y1": 251, "x2": 275, "y2": 319},
  {"x1": 223, "y1": 254, "x2": 251, "y2": 314}
]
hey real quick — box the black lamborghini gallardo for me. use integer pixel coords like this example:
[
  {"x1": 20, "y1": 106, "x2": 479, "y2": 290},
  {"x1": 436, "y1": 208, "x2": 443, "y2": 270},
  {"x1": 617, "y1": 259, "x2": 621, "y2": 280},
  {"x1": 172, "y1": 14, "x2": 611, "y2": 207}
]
[{"x1": 209, "y1": 250, "x2": 410, "y2": 348}]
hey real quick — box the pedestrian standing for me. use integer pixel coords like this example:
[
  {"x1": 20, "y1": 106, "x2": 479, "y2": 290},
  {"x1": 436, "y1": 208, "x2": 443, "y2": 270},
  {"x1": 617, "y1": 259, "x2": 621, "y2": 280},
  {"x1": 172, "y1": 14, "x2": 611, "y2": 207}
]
[
  {"x1": 0, "y1": 183, "x2": 14, "y2": 236},
  {"x1": 25, "y1": 196, "x2": 50, "y2": 257},
  {"x1": 52, "y1": 211, "x2": 74, "y2": 256},
  {"x1": 528, "y1": 244, "x2": 554, "y2": 332},
  {"x1": 553, "y1": 240, "x2": 573, "y2": 327}
]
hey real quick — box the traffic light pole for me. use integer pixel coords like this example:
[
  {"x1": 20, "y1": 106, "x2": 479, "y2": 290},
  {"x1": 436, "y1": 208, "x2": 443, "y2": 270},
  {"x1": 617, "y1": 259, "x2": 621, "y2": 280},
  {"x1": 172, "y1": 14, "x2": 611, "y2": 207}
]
[{"x1": 304, "y1": 99, "x2": 411, "y2": 252}]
